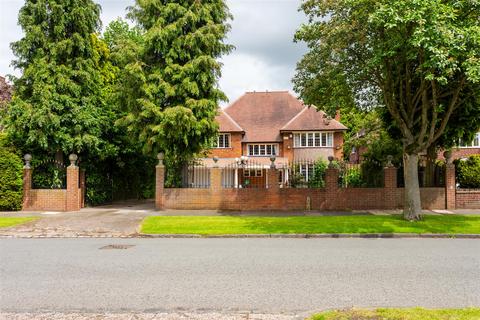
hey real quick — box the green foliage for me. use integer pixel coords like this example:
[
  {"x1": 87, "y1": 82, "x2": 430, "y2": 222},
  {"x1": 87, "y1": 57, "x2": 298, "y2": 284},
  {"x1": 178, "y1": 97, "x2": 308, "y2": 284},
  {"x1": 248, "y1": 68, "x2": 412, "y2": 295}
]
[
  {"x1": 122, "y1": 0, "x2": 233, "y2": 186},
  {"x1": 308, "y1": 159, "x2": 328, "y2": 188},
  {"x1": 342, "y1": 167, "x2": 363, "y2": 187},
  {"x1": 455, "y1": 155, "x2": 480, "y2": 189},
  {"x1": 5, "y1": 0, "x2": 113, "y2": 157},
  {"x1": 294, "y1": 0, "x2": 480, "y2": 154},
  {"x1": 0, "y1": 144, "x2": 23, "y2": 211}
]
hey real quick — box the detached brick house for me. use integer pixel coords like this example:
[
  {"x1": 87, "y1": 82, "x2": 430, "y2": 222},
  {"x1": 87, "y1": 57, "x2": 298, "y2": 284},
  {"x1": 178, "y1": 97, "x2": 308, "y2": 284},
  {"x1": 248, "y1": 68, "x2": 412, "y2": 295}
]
[{"x1": 199, "y1": 91, "x2": 347, "y2": 187}]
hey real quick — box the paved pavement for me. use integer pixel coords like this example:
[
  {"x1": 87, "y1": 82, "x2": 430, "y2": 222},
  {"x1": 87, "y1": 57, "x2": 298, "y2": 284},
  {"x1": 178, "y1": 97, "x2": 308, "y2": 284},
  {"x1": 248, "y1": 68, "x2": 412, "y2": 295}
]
[{"x1": 1, "y1": 238, "x2": 479, "y2": 317}]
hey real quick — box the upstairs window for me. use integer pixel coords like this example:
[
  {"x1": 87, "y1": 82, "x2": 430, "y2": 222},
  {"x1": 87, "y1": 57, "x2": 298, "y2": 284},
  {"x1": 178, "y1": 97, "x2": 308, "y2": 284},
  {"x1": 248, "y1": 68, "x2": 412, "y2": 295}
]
[
  {"x1": 248, "y1": 144, "x2": 277, "y2": 156},
  {"x1": 212, "y1": 133, "x2": 231, "y2": 148},
  {"x1": 294, "y1": 132, "x2": 333, "y2": 147},
  {"x1": 459, "y1": 133, "x2": 480, "y2": 148}
]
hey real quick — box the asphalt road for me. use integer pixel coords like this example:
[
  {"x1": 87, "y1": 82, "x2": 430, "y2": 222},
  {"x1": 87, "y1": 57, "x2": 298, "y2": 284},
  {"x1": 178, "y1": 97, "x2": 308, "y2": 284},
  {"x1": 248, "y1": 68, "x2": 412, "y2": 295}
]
[{"x1": 1, "y1": 238, "x2": 479, "y2": 314}]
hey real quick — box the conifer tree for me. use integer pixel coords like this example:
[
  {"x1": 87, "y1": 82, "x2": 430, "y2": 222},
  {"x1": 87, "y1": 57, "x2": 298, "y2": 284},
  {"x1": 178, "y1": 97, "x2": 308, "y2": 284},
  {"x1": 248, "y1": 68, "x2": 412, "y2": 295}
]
[
  {"x1": 6, "y1": 0, "x2": 112, "y2": 158},
  {"x1": 124, "y1": 0, "x2": 232, "y2": 186}
]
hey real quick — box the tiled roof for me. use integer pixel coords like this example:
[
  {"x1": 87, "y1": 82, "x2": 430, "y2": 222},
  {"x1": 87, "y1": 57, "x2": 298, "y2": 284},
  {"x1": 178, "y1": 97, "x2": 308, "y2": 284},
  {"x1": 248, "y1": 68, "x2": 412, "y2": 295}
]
[
  {"x1": 224, "y1": 91, "x2": 305, "y2": 142},
  {"x1": 222, "y1": 91, "x2": 347, "y2": 142},
  {"x1": 216, "y1": 109, "x2": 244, "y2": 132},
  {"x1": 281, "y1": 106, "x2": 348, "y2": 131}
]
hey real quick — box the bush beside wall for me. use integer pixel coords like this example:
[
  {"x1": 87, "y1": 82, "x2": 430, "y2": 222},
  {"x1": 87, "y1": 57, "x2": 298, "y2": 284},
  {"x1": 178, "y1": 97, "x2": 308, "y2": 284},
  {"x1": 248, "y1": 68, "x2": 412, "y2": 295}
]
[
  {"x1": 0, "y1": 137, "x2": 23, "y2": 210},
  {"x1": 455, "y1": 155, "x2": 480, "y2": 189}
]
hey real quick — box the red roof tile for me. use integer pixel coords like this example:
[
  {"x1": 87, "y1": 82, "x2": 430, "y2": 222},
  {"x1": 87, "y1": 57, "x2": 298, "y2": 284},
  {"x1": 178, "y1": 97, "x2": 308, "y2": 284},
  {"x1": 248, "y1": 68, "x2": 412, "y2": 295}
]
[
  {"x1": 281, "y1": 106, "x2": 348, "y2": 131},
  {"x1": 216, "y1": 109, "x2": 244, "y2": 132},
  {"x1": 224, "y1": 91, "x2": 305, "y2": 142}
]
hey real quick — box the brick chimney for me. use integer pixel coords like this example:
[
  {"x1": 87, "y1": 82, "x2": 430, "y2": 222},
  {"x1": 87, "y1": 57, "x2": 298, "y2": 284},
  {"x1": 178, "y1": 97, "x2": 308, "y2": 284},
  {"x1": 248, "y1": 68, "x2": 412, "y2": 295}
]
[{"x1": 335, "y1": 109, "x2": 341, "y2": 121}]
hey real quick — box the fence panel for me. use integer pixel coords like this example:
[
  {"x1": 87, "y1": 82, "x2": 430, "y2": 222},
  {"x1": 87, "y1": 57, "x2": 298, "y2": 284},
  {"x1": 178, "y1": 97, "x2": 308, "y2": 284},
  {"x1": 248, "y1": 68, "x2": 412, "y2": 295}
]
[
  {"x1": 338, "y1": 161, "x2": 384, "y2": 188},
  {"x1": 181, "y1": 162, "x2": 210, "y2": 188}
]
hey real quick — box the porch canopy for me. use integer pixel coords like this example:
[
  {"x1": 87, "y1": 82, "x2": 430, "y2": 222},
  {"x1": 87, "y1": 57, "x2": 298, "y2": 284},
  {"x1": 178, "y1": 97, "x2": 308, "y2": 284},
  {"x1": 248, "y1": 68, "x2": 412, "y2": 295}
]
[{"x1": 197, "y1": 157, "x2": 289, "y2": 169}]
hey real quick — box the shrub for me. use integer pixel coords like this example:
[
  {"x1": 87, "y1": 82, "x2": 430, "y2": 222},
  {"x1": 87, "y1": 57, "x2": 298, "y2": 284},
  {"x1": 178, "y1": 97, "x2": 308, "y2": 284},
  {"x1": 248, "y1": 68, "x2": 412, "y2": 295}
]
[
  {"x1": 455, "y1": 155, "x2": 480, "y2": 188},
  {"x1": 0, "y1": 146, "x2": 23, "y2": 211},
  {"x1": 308, "y1": 159, "x2": 328, "y2": 188},
  {"x1": 343, "y1": 166, "x2": 364, "y2": 187}
]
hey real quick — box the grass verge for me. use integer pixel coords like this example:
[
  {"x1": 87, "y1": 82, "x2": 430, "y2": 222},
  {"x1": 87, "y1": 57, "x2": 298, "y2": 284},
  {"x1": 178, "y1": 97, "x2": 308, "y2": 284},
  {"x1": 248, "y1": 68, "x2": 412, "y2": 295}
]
[
  {"x1": 0, "y1": 217, "x2": 38, "y2": 228},
  {"x1": 311, "y1": 308, "x2": 480, "y2": 320},
  {"x1": 141, "y1": 214, "x2": 480, "y2": 235}
]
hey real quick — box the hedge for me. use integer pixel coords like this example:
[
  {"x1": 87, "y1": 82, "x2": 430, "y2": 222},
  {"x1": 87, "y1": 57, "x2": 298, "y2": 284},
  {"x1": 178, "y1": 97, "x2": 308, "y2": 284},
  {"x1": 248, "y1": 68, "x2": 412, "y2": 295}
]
[
  {"x1": 0, "y1": 144, "x2": 23, "y2": 211},
  {"x1": 455, "y1": 155, "x2": 480, "y2": 189}
]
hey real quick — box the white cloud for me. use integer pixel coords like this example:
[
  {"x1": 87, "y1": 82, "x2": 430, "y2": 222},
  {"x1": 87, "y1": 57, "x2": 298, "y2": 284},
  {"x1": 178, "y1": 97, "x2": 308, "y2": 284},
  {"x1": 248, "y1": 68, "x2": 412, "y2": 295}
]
[{"x1": 0, "y1": 0, "x2": 307, "y2": 101}]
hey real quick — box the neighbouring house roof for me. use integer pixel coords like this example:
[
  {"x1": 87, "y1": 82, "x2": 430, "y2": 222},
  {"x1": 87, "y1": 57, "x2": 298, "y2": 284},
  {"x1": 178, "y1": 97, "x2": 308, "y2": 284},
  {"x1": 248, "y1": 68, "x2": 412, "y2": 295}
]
[
  {"x1": 216, "y1": 109, "x2": 244, "y2": 132},
  {"x1": 223, "y1": 91, "x2": 306, "y2": 142},
  {"x1": 221, "y1": 91, "x2": 347, "y2": 142},
  {"x1": 281, "y1": 106, "x2": 348, "y2": 132},
  {"x1": 0, "y1": 76, "x2": 12, "y2": 102}
]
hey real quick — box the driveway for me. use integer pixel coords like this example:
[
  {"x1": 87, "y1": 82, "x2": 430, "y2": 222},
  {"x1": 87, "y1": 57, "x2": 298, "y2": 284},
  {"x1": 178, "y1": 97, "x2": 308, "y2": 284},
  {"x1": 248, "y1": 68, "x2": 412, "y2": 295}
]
[{"x1": 0, "y1": 200, "x2": 157, "y2": 237}]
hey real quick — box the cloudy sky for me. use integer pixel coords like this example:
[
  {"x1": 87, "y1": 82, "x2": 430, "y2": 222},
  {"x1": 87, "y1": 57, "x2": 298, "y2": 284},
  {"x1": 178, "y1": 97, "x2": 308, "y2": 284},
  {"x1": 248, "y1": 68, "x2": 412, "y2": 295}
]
[{"x1": 0, "y1": 0, "x2": 307, "y2": 104}]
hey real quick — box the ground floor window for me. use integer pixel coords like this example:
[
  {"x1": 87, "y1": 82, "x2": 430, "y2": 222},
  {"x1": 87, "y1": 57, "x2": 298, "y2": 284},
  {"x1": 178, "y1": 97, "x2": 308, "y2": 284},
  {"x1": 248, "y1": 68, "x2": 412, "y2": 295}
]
[
  {"x1": 244, "y1": 169, "x2": 263, "y2": 177},
  {"x1": 299, "y1": 164, "x2": 314, "y2": 182}
]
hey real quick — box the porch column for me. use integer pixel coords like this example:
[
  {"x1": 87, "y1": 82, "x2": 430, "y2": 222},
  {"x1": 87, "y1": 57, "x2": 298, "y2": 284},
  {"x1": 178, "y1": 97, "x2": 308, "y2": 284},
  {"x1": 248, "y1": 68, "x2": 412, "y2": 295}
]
[
  {"x1": 234, "y1": 167, "x2": 238, "y2": 188},
  {"x1": 155, "y1": 153, "x2": 165, "y2": 210}
]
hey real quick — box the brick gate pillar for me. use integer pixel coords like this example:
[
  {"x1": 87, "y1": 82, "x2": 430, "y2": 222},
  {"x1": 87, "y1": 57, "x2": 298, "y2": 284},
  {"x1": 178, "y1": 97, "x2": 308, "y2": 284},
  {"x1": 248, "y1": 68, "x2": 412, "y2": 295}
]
[
  {"x1": 444, "y1": 151, "x2": 456, "y2": 209},
  {"x1": 384, "y1": 156, "x2": 398, "y2": 209},
  {"x1": 66, "y1": 154, "x2": 81, "y2": 211},
  {"x1": 22, "y1": 154, "x2": 33, "y2": 210},
  {"x1": 325, "y1": 157, "x2": 339, "y2": 210},
  {"x1": 155, "y1": 153, "x2": 165, "y2": 210}
]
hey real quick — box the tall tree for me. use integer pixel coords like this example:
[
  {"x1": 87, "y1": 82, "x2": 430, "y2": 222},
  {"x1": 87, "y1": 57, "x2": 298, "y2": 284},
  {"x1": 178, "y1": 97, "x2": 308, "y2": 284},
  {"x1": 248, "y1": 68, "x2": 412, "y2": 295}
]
[
  {"x1": 123, "y1": 0, "x2": 233, "y2": 186},
  {"x1": 5, "y1": 0, "x2": 112, "y2": 158},
  {"x1": 294, "y1": 0, "x2": 480, "y2": 220}
]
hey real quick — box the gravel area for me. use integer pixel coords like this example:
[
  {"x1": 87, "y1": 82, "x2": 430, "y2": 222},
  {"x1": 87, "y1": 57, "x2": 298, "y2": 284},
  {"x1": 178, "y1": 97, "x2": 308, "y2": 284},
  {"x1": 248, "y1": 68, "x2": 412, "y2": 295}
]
[{"x1": 1, "y1": 313, "x2": 302, "y2": 320}]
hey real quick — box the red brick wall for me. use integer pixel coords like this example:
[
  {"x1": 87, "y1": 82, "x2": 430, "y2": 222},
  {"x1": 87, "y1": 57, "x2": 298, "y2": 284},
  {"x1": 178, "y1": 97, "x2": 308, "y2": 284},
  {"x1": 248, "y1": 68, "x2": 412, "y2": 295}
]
[
  {"x1": 24, "y1": 189, "x2": 67, "y2": 211},
  {"x1": 22, "y1": 163, "x2": 83, "y2": 212},
  {"x1": 456, "y1": 190, "x2": 480, "y2": 209},
  {"x1": 160, "y1": 186, "x2": 449, "y2": 211},
  {"x1": 156, "y1": 165, "x2": 480, "y2": 211},
  {"x1": 438, "y1": 148, "x2": 480, "y2": 160}
]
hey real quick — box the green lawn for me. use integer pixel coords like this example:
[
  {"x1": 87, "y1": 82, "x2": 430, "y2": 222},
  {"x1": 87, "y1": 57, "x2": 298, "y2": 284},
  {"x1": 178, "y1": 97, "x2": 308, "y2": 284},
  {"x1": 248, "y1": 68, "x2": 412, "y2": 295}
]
[
  {"x1": 0, "y1": 217, "x2": 38, "y2": 228},
  {"x1": 311, "y1": 308, "x2": 480, "y2": 320},
  {"x1": 141, "y1": 214, "x2": 480, "y2": 235}
]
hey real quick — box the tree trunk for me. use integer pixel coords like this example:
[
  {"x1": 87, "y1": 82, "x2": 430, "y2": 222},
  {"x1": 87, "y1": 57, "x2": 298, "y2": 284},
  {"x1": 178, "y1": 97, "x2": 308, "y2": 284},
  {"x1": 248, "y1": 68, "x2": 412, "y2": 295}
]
[{"x1": 403, "y1": 153, "x2": 422, "y2": 220}]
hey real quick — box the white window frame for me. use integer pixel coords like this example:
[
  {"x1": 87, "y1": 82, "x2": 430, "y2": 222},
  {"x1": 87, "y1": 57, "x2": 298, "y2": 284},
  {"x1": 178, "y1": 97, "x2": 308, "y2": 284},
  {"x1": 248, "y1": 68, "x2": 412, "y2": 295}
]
[
  {"x1": 247, "y1": 144, "x2": 278, "y2": 156},
  {"x1": 459, "y1": 132, "x2": 480, "y2": 148},
  {"x1": 244, "y1": 169, "x2": 263, "y2": 177},
  {"x1": 299, "y1": 163, "x2": 314, "y2": 182},
  {"x1": 293, "y1": 132, "x2": 334, "y2": 148},
  {"x1": 212, "y1": 133, "x2": 231, "y2": 149}
]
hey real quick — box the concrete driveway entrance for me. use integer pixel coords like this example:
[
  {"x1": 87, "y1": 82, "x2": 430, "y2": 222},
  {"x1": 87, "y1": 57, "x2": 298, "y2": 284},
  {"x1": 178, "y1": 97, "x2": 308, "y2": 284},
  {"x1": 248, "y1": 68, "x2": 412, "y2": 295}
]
[{"x1": 0, "y1": 200, "x2": 157, "y2": 237}]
